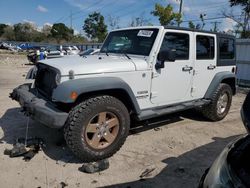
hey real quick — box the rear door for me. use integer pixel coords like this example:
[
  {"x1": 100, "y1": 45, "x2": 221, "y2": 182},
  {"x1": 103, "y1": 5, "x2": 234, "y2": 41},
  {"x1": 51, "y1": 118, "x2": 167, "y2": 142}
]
[{"x1": 192, "y1": 33, "x2": 217, "y2": 98}]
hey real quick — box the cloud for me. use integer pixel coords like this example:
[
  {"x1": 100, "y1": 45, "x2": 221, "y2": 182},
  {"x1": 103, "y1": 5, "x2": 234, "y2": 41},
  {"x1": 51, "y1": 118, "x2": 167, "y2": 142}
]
[
  {"x1": 44, "y1": 22, "x2": 53, "y2": 27},
  {"x1": 64, "y1": 0, "x2": 88, "y2": 10},
  {"x1": 169, "y1": 0, "x2": 180, "y2": 5},
  {"x1": 183, "y1": 6, "x2": 190, "y2": 13},
  {"x1": 23, "y1": 19, "x2": 36, "y2": 25},
  {"x1": 221, "y1": 17, "x2": 237, "y2": 32},
  {"x1": 37, "y1": 5, "x2": 48, "y2": 12},
  {"x1": 73, "y1": 28, "x2": 80, "y2": 35}
]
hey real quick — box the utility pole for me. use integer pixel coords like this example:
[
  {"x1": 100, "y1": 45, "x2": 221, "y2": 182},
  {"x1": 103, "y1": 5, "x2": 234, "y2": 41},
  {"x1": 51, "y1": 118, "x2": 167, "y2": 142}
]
[
  {"x1": 210, "y1": 21, "x2": 221, "y2": 32},
  {"x1": 178, "y1": 0, "x2": 183, "y2": 27},
  {"x1": 70, "y1": 10, "x2": 73, "y2": 29}
]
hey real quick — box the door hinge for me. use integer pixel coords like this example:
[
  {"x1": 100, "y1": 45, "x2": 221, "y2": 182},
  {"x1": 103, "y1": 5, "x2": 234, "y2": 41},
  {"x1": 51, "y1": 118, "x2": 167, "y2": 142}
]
[
  {"x1": 151, "y1": 72, "x2": 159, "y2": 78},
  {"x1": 191, "y1": 87, "x2": 196, "y2": 93}
]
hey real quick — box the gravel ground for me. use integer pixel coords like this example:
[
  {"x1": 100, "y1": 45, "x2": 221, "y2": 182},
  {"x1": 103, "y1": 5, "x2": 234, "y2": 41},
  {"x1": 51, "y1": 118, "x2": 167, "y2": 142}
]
[{"x1": 0, "y1": 53, "x2": 247, "y2": 188}]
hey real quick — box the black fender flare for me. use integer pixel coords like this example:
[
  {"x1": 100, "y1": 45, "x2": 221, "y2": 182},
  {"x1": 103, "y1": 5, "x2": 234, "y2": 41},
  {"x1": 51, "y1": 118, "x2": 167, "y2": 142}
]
[
  {"x1": 204, "y1": 71, "x2": 236, "y2": 99},
  {"x1": 52, "y1": 77, "x2": 141, "y2": 114}
]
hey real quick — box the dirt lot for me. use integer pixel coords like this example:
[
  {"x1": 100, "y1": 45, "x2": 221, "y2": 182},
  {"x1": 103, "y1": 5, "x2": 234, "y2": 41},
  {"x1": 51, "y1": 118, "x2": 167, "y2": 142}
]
[{"x1": 0, "y1": 53, "x2": 248, "y2": 188}]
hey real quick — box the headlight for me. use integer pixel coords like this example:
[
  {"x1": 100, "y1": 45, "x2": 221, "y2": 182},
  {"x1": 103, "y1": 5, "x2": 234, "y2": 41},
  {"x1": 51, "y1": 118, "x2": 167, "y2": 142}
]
[
  {"x1": 241, "y1": 92, "x2": 250, "y2": 133},
  {"x1": 55, "y1": 73, "x2": 61, "y2": 85},
  {"x1": 203, "y1": 145, "x2": 234, "y2": 188},
  {"x1": 26, "y1": 66, "x2": 38, "y2": 79}
]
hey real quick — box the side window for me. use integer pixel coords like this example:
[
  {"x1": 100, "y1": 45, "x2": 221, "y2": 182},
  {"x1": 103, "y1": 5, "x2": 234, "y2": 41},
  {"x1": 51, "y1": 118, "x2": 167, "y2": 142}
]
[
  {"x1": 196, "y1": 35, "x2": 215, "y2": 59},
  {"x1": 160, "y1": 32, "x2": 189, "y2": 60},
  {"x1": 219, "y1": 38, "x2": 235, "y2": 59}
]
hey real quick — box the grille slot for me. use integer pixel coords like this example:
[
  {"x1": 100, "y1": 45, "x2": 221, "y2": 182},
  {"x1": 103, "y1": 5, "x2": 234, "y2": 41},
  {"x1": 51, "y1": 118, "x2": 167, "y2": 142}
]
[{"x1": 35, "y1": 64, "x2": 58, "y2": 98}]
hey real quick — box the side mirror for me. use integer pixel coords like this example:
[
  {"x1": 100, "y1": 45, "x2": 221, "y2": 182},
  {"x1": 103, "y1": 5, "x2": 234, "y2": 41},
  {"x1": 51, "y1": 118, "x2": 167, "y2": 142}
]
[{"x1": 155, "y1": 49, "x2": 176, "y2": 69}]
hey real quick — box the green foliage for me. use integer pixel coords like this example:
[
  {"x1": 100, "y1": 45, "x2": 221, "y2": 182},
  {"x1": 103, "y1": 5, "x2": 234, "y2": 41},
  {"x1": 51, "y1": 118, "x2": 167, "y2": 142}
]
[
  {"x1": 188, "y1": 21, "x2": 195, "y2": 29},
  {"x1": 1, "y1": 26, "x2": 15, "y2": 40},
  {"x1": 0, "y1": 24, "x2": 7, "y2": 36},
  {"x1": 71, "y1": 34, "x2": 88, "y2": 44},
  {"x1": 51, "y1": 23, "x2": 74, "y2": 42},
  {"x1": 0, "y1": 22, "x2": 86, "y2": 43},
  {"x1": 13, "y1": 23, "x2": 35, "y2": 41},
  {"x1": 83, "y1": 12, "x2": 108, "y2": 42},
  {"x1": 229, "y1": 0, "x2": 250, "y2": 38},
  {"x1": 229, "y1": 0, "x2": 250, "y2": 12},
  {"x1": 151, "y1": 3, "x2": 182, "y2": 26}
]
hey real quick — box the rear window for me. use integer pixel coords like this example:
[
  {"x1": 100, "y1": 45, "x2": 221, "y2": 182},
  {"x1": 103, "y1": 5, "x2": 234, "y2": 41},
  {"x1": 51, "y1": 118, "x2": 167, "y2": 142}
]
[
  {"x1": 196, "y1": 35, "x2": 215, "y2": 60},
  {"x1": 219, "y1": 38, "x2": 235, "y2": 59}
]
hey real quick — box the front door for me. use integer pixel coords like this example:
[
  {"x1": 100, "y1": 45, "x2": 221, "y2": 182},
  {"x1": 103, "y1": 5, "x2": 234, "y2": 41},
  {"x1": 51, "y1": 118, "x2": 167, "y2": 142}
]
[{"x1": 150, "y1": 31, "x2": 194, "y2": 106}]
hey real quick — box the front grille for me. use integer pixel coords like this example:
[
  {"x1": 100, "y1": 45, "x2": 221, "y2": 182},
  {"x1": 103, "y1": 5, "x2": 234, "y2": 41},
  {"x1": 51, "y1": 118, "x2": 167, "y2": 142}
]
[{"x1": 35, "y1": 64, "x2": 58, "y2": 98}]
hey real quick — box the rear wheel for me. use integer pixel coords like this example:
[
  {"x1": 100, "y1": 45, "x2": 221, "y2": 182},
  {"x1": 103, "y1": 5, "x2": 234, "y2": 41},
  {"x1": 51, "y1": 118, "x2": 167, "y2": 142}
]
[
  {"x1": 201, "y1": 83, "x2": 232, "y2": 121},
  {"x1": 64, "y1": 95, "x2": 130, "y2": 162}
]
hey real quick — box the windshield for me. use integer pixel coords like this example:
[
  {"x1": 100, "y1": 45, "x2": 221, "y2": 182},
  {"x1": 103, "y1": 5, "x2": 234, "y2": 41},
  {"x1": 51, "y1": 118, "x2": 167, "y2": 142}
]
[{"x1": 100, "y1": 28, "x2": 159, "y2": 56}]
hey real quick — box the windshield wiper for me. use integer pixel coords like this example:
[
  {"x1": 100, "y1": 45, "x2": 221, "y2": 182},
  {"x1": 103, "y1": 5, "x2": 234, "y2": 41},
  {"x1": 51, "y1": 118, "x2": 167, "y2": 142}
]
[
  {"x1": 123, "y1": 53, "x2": 131, "y2": 59},
  {"x1": 105, "y1": 52, "x2": 109, "y2": 56}
]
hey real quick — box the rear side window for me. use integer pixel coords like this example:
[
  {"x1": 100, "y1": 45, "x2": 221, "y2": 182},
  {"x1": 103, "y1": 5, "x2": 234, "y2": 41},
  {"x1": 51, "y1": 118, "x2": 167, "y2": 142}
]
[
  {"x1": 219, "y1": 38, "x2": 234, "y2": 59},
  {"x1": 196, "y1": 35, "x2": 215, "y2": 59},
  {"x1": 160, "y1": 32, "x2": 189, "y2": 60}
]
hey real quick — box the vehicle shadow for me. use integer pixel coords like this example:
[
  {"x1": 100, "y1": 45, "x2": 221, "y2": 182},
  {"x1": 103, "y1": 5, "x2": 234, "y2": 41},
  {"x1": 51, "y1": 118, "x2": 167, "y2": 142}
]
[
  {"x1": 0, "y1": 108, "x2": 187, "y2": 163},
  {"x1": 103, "y1": 134, "x2": 243, "y2": 188},
  {"x1": 0, "y1": 107, "x2": 229, "y2": 166},
  {"x1": 0, "y1": 107, "x2": 82, "y2": 164}
]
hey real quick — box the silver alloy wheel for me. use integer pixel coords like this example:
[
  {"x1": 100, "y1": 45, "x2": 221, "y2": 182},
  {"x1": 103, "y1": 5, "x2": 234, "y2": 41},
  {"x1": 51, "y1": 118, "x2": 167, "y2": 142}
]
[
  {"x1": 217, "y1": 93, "x2": 229, "y2": 114},
  {"x1": 84, "y1": 112, "x2": 119, "y2": 150}
]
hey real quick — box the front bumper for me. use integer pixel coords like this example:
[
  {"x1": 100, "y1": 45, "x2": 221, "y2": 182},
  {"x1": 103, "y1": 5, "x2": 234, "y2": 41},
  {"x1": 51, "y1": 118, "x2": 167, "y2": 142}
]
[{"x1": 10, "y1": 83, "x2": 68, "y2": 128}]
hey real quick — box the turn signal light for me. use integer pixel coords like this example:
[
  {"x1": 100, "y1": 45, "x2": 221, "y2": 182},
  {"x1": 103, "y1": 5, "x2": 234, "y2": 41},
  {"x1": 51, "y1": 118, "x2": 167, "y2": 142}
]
[{"x1": 70, "y1": 91, "x2": 78, "y2": 100}]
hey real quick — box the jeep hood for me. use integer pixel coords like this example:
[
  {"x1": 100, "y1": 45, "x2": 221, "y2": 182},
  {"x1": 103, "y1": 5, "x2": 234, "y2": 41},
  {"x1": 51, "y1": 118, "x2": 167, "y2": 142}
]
[{"x1": 38, "y1": 54, "x2": 148, "y2": 76}]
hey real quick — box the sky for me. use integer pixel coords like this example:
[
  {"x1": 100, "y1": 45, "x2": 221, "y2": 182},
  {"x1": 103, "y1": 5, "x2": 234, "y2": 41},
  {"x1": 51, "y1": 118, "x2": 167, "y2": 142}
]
[{"x1": 0, "y1": 0, "x2": 243, "y2": 35}]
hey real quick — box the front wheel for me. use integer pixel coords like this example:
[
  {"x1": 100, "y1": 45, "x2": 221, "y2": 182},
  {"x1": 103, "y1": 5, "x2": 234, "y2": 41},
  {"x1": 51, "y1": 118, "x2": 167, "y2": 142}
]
[
  {"x1": 201, "y1": 83, "x2": 232, "y2": 121},
  {"x1": 64, "y1": 95, "x2": 130, "y2": 162}
]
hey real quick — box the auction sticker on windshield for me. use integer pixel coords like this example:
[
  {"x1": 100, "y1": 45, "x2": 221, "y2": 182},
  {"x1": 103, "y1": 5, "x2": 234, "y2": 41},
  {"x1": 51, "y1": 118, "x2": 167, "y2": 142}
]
[{"x1": 137, "y1": 30, "x2": 154, "y2": 37}]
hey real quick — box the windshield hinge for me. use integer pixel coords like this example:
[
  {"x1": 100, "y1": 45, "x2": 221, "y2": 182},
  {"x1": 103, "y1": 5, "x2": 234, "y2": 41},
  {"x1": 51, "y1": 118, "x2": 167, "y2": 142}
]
[{"x1": 151, "y1": 72, "x2": 159, "y2": 78}]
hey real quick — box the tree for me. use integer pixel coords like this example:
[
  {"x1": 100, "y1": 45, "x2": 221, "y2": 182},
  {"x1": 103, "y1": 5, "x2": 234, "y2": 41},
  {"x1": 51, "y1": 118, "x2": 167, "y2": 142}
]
[
  {"x1": 83, "y1": 12, "x2": 108, "y2": 42},
  {"x1": 200, "y1": 14, "x2": 206, "y2": 29},
  {"x1": 51, "y1": 23, "x2": 73, "y2": 42},
  {"x1": 108, "y1": 15, "x2": 120, "y2": 30},
  {"x1": 151, "y1": 3, "x2": 182, "y2": 26},
  {"x1": 0, "y1": 24, "x2": 7, "y2": 36},
  {"x1": 188, "y1": 21, "x2": 199, "y2": 29},
  {"x1": 1, "y1": 25, "x2": 15, "y2": 40},
  {"x1": 42, "y1": 23, "x2": 52, "y2": 36},
  {"x1": 129, "y1": 12, "x2": 151, "y2": 27},
  {"x1": 13, "y1": 22, "x2": 36, "y2": 41},
  {"x1": 188, "y1": 14, "x2": 207, "y2": 30},
  {"x1": 223, "y1": 0, "x2": 250, "y2": 38}
]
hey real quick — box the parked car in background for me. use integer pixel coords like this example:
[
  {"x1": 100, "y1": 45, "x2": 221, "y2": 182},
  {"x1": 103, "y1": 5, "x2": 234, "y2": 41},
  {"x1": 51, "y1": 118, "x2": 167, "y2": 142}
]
[
  {"x1": 199, "y1": 91, "x2": 250, "y2": 188},
  {"x1": 62, "y1": 46, "x2": 80, "y2": 55},
  {"x1": 79, "y1": 48, "x2": 100, "y2": 56},
  {"x1": 0, "y1": 42, "x2": 22, "y2": 52},
  {"x1": 46, "y1": 45, "x2": 64, "y2": 59}
]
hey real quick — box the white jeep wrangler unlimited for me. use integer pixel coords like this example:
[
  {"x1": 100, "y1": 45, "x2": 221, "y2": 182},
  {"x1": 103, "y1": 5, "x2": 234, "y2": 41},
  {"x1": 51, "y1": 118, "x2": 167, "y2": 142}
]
[{"x1": 11, "y1": 26, "x2": 236, "y2": 162}]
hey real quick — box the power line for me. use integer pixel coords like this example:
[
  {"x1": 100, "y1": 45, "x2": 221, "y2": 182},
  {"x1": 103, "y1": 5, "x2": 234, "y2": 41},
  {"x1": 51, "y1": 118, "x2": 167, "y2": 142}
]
[
  {"x1": 54, "y1": 0, "x2": 105, "y2": 23},
  {"x1": 182, "y1": 15, "x2": 241, "y2": 23},
  {"x1": 71, "y1": 0, "x2": 119, "y2": 21}
]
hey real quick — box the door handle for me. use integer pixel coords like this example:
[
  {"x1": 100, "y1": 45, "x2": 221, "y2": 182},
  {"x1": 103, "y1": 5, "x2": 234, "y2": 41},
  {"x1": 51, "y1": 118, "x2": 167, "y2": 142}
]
[
  {"x1": 182, "y1": 66, "x2": 193, "y2": 72},
  {"x1": 207, "y1": 65, "x2": 216, "y2": 70}
]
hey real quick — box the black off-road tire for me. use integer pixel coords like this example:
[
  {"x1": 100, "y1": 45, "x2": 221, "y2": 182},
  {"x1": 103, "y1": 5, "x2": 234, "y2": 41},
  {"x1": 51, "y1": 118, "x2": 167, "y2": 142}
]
[
  {"x1": 64, "y1": 95, "x2": 130, "y2": 162},
  {"x1": 201, "y1": 83, "x2": 232, "y2": 121}
]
